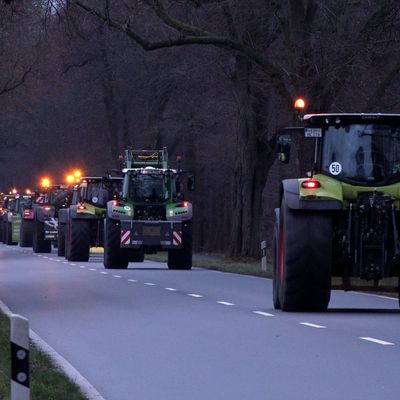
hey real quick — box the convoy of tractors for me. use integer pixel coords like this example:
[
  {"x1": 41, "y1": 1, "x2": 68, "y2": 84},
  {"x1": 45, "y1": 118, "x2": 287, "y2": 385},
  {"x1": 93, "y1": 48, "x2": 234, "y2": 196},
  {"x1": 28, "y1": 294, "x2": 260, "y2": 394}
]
[
  {"x1": 0, "y1": 148, "x2": 195, "y2": 270},
  {"x1": 2, "y1": 110, "x2": 400, "y2": 311}
]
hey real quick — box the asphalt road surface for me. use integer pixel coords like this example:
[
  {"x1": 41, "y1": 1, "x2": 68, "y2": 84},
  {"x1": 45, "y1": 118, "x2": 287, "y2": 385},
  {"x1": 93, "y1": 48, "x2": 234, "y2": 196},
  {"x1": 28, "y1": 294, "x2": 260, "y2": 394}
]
[{"x1": 0, "y1": 244, "x2": 399, "y2": 400}]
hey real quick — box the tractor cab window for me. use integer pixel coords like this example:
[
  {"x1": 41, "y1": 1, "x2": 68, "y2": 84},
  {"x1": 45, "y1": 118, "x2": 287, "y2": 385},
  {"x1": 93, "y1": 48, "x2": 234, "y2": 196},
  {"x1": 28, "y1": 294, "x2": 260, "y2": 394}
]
[
  {"x1": 129, "y1": 174, "x2": 168, "y2": 203},
  {"x1": 80, "y1": 182, "x2": 109, "y2": 206},
  {"x1": 48, "y1": 190, "x2": 69, "y2": 208},
  {"x1": 321, "y1": 124, "x2": 400, "y2": 185}
]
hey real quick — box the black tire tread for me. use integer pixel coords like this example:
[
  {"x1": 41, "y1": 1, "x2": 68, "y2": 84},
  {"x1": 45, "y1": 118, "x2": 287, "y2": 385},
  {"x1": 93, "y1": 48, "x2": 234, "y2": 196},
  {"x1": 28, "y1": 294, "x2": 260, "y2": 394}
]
[{"x1": 103, "y1": 218, "x2": 128, "y2": 269}]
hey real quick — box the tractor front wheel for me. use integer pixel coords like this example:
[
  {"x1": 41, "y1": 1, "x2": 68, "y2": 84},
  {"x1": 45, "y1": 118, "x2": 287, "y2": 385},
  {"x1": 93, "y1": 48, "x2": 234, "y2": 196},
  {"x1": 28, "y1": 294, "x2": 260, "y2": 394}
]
[
  {"x1": 32, "y1": 220, "x2": 51, "y2": 253},
  {"x1": 103, "y1": 218, "x2": 128, "y2": 269}
]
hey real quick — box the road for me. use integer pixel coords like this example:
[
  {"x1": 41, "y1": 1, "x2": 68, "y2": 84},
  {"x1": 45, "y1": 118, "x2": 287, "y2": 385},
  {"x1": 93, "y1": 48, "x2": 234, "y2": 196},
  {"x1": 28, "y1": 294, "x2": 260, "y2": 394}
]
[{"x1": 0, "y1": 243, "x2": 399, "y2": 400}]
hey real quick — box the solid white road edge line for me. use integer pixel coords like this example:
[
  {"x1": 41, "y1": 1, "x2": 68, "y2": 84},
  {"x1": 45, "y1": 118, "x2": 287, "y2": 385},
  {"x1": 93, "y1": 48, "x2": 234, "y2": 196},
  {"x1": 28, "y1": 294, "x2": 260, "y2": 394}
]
[
  {"x1": 360, "y1": 337, "x2": 395, "y2": 346},
  {"x1": 0, "y1": 299, "x2": 106, "y2": 400},
  {"x1": 217, "y1": 301, "x2": 235, "y2": 306},
  {"x1": 253, "y1": 311, "x2": 274, "y2": 317},
  {"x1": 300, "y1": 322, "x2": 327, "y2": 329}
]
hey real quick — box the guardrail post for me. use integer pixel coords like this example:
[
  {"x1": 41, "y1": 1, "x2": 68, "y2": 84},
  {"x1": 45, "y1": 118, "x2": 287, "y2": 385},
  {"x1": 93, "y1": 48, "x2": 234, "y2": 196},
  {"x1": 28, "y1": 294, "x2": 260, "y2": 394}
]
[
  {"x1": 10, "y1": 314, "x2": 30, "y2": 400},
  {"x1": 261, "y1": 240, "x2": 267, "y2": 272}
]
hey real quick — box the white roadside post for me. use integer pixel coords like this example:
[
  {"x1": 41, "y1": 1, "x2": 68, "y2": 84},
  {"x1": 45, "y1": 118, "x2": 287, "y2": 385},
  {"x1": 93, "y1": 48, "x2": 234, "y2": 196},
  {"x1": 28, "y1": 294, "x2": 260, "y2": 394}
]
[
  {"x1": 10, "y1": 314, "x2": 30, "y2": 400},
  {"x1": 261, "y1": 240, "x2": 267, "y2": 272}
]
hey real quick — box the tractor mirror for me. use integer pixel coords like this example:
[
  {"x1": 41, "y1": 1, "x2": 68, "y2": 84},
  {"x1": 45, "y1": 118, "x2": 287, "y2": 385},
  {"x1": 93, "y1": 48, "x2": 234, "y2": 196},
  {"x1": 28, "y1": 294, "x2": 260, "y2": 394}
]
[
  {"x1": 187, "y1": 175, "x2": 196, "y2": 191},
  {"x1": 277, "y1": 135, "x2": 291, "y2": 164}
]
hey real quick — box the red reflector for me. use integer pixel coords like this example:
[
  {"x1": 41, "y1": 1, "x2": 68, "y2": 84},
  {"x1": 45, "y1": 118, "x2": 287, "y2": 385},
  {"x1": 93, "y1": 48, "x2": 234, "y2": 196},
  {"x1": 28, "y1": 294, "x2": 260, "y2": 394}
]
[
  {"x1": 43, "y1": 206, "x2": 51, "y2": 211},
  {"x1": 301, "y1": 180, "x2": 321, "y2": 189},
  {"x1": 183, "y1": 201, "x2": 189, "y2": 208}
]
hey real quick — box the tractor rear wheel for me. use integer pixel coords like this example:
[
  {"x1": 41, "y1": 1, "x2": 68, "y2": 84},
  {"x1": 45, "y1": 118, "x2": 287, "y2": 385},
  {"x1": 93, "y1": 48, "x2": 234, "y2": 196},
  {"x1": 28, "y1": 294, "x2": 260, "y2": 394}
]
[
  {"x1": 168, "y1": 222, "x2": 192, "y2": 270},
  {"x1": 32, "y1": 220, "x2": 51, "y2": 253},
  {"x1": 67, "y1": 219, "x2": 90, "y2": 262},
  {"x1": 57, "y1": 223, "x2": 66, "y2": 257},
  {"x1": 279, "y1": 199, "x2": 332, "y2": 312},
  {"x1": 129, "y1": 248, "x2": 145, "y2": 262},
  {"x1": 103, "y1": 218, "x2": 128, "y2": 269},
  {"x1": 272, "y1": 211, "x2": 281, "y2": 310},
  {"x1": 20, "y1": 219, "x2": 33, "y2": 247}
]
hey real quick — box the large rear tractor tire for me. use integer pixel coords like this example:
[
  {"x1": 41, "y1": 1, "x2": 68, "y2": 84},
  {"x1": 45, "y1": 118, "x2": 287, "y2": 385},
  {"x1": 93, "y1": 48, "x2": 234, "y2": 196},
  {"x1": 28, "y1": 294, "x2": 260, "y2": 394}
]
[
  {"x1": 272, "y1": 210, "x2": 281, "y2": 310},
  {"x1": 57, "y1": 223, "x2": 66, "y2": 257},
  {"x1": 20, "y1": 219, "x2": 34, "y2": 247},
  {"x1": 32, "y1": 220, "x2": 51, "y2": 253},
  {"x1": 103, "y1": 218, "x2": 128, "y2": 269},
  {"x1": 167, "y1": 221, "x2": 192, "y2": 270},
  {"x1": 67, "y1": 220, "x2": 90, "y2": 262},
  {"x1": 279, "y1": 199, "x2": 332, "y2": 312}
]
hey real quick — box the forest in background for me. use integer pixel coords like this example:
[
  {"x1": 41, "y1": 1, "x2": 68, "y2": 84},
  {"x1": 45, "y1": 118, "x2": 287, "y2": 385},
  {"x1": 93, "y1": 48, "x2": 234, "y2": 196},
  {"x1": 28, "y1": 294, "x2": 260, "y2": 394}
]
[{"x1": 1, "y1": 0, "x2": 400, "y2": 257}]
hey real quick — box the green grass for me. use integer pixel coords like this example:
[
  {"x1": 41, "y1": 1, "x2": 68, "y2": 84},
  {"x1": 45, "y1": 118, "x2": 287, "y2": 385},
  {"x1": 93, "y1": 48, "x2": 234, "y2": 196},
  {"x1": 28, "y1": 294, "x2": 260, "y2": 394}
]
[
  {"x1": 146, "y1": 253, "x2": 272, "y2": 278},
  {"x1": 0, "y1": 312, "x2": 87, "y2": 400}
]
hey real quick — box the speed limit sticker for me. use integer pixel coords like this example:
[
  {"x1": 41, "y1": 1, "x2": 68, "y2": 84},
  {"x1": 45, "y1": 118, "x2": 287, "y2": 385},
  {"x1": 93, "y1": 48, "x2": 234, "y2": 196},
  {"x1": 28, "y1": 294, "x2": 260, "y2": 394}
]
[{"x1": 329, "y1": 162, "x2": 342, "y2": 175}]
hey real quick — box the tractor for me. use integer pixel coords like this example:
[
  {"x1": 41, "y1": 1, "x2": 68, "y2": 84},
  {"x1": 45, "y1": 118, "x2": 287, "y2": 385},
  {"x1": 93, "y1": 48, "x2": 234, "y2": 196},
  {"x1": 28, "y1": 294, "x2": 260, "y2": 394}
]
[
  {"x1": 103, "y1": 148, "x2": 195, "y2": 269},
  {"x1": 32, "y1": 185, "x2": 72, "y2": 253},
  {"x1": 273, "y1": 113, "x2": 400, "y2": 311},
  {"x1": 60, "y1": 175, "x2": 123, "y2": 261}
]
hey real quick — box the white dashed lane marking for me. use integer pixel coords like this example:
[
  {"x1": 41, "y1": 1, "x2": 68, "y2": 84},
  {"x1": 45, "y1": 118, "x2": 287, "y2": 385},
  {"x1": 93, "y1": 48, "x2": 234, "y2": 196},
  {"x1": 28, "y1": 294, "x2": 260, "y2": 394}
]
[
  {"x1": 360, "y1": 337, "x2": 395, "y2": 346},
  {"x1": 300, "y1": 322, "x2": 327, "y2": 329},
  {"x1": 100, "y1": 272, "x2": 108, "y2": 275},
  {"x1": 217, "y1": 301, "x2": 235, "y2": 306},
  {"x1": 253, "y1": 311, "x2": 274, "y2": 317},
  {"x1": 128, "y1": 279, "x2": 137, "y2": 282},
  {"x1": 165, "y1": 288, "x2": 177, "y2": 291},
  {"x1": 113, "y1": 275, "x2": 121, "y2": 278},
  {"x1": 187, "y1": 294, "x2": 203, "y2": 298},
  {"x1": 144, "y1": 283, "x2": 155, "y2": 286},
  {"x1": 89, "y1": 268, "x2": 96, "y2": 271}
]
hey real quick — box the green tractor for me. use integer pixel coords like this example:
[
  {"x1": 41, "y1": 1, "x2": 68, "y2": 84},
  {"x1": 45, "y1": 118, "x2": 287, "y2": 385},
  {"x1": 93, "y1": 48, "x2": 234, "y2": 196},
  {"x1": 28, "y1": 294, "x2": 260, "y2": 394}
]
[
  {"x1": 103, "y1": 148, "x2": 195, "y2": 269},
  {"x1": 32, "y1": 185, "x2": 72, "y2": 253},
  {"x1": 273, "y1": 113, "x2": 400, "y2": 311},
  {"x1": 60, "y1": 176, "x2": 123, "y2": 261}
]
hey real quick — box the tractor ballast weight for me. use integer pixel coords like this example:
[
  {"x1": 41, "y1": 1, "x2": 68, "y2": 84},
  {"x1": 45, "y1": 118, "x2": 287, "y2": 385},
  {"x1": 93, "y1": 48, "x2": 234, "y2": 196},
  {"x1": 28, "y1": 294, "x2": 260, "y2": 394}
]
[
  {"x1": 104, "y1": 147, "x2": 195, "y2": 270},
  {"x1": 273, "y1": 113, "x2": 400, "y2": 311}
]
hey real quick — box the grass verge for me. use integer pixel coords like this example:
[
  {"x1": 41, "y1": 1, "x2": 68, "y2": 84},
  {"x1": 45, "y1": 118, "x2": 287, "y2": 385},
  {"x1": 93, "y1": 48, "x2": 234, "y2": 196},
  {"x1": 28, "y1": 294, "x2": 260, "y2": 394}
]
[
  {"x1": 146, "y1": 253, "x2": 272, "y2": 278},
  {"x1": 0, "y1": 312, "x2": 87, "y2": 400}
]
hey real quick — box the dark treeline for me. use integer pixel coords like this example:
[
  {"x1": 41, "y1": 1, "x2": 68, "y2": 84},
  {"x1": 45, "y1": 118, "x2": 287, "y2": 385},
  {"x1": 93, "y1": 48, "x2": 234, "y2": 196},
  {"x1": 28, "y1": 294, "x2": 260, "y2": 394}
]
[{"x1": 1, "y1": 0, "x2": 400, "y2": 257}]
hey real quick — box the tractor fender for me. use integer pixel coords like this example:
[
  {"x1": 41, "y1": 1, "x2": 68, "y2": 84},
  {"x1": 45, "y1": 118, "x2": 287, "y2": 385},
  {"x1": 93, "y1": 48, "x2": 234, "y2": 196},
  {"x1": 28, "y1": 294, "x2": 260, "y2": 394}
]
[
  {"x1": 281, "y1": 179, "x2": 342, "y2": 210},
  {"x1": 281, "y1": 179, "x2": 300, "y2": 209}
]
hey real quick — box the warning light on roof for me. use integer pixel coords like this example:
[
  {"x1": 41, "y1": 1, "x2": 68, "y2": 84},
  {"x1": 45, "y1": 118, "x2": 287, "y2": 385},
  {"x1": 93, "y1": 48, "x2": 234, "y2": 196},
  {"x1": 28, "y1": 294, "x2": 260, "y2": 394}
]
[
  {"x1": 41, "y1": 178, "x2": 51, "y2": 188},
  {"x1": 66, "y1": 175, "x2": 75, "y2": 184},
  {"x1": 26, "y1": 189, "x2": 32, "y2": 195},
  {"x1": 11, "y1": 188, "x2": 17, "y2": 195},
  {"x1": 74, "y1": 170, "x2": 82, "y2": 178},
  {"x1": 294, "y1": 98, "x2": 306, "y2": 111}
]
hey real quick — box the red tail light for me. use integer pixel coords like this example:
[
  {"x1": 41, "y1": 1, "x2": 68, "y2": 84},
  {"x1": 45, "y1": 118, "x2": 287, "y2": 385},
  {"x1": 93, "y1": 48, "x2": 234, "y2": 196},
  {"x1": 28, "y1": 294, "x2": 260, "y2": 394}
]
[
  {"x1": 183, "y1": 201, "x2": 189, "y2": 208},
  {"x1": 301, "y1": 179, "x2": 321, "y2": 189},
  {"x1": 112, "y1": 200, "x2": 121, "y2": 207},
  {"x1": 23, "y1": 210, "x2": 31, "y2": 217},
  {"x1": 43, "y1": 206, "x2": 51, "y2": 211},
  {"x1": 78, "y1": 204, "x2": 85, "y2": 210}
]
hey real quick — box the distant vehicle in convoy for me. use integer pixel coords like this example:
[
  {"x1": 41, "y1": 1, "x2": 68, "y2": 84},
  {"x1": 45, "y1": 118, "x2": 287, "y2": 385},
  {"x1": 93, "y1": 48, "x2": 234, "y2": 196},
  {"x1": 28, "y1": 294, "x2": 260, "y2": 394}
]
[
  {"x1": 103, "y1": 148, "x2": 195, "y2": 269},
  {"x1": 273, "y1": 112, "x2": 400, "y2": 311},
  {"x1": 60, "y1": 175, "x2": 123, "y2": 261},
  {"x1": 1, "y1": 193, "x2": 19, "y2": 245},
  {"x1": 32, "y1": 183, "x2": 72, "y2": 253}
]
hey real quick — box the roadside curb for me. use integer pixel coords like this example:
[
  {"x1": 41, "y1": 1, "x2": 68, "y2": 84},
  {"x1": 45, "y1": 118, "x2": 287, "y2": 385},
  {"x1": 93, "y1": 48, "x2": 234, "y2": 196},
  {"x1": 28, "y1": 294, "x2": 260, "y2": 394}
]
[{"x1": 0, "y1": 299, "x2": 106, "y2": 400}]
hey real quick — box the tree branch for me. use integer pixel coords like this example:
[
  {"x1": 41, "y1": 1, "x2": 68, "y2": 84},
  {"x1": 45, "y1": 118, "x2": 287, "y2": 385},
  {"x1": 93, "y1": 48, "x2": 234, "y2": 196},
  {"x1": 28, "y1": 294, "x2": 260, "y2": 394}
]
[{"x1": 0, "y1": 64, "x2": 33, "y2": 96}]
